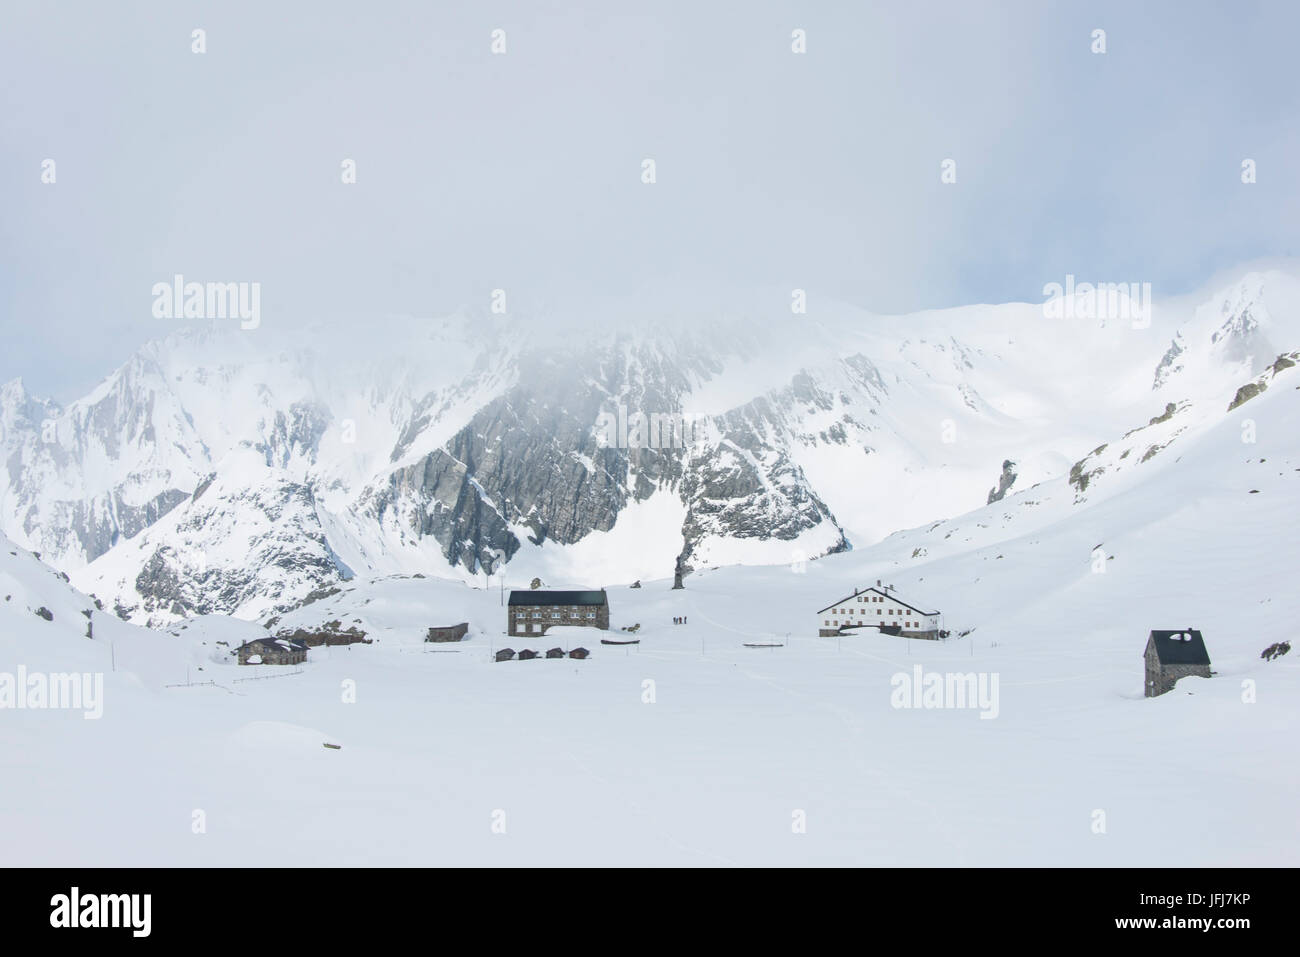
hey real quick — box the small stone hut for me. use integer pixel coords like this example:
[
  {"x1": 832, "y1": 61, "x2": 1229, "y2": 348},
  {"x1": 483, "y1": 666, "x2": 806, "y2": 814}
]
[
  {"x1": 237, "y1": 636, "x2": 308, "y2": 666},
  {"x1": 426, "y1": 622, "x2": 469, "y2": 643},
  {"x1": 1144, "y1": 629, "x2": 1211, "y2": 697}
]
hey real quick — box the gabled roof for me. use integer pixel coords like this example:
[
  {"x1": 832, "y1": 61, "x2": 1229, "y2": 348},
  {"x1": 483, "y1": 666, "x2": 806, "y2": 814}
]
[
  {"x1": 239, "y1": 636, "x2": 307, "y2": 652},
  {"x1": 509, "y1": 589, "x2": 607, "y2": 607},
  {"x1": 1146, "y1": 629, "x2": 1210, "y2": 665},
  {"x1": 817, "y1": 586, "x2": 938, "y2": 617}
]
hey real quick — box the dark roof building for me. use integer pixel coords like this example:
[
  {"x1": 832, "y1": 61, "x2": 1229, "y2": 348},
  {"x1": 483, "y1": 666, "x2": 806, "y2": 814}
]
[
  {"x1": 236, "y1": 636, "x2": 308, "y2": 666},
  {"x1": 816, "y1": 581, "x2": 941, "y2": 638},
  {"x1": 507, "y1": 589, "x2": 609, "y2": 636},
  {"x1": 1144, "y1": 629, "x2": 1211, "y2": 697},
  {"x1": 508, "y1": 590, "x2": 608, "y2": 607}
]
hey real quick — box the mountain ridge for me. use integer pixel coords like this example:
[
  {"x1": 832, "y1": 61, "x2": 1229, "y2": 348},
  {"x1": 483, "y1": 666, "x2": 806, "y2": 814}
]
[{"x1": 1, "y1": 269, "x2": 1295, "y2": 626}]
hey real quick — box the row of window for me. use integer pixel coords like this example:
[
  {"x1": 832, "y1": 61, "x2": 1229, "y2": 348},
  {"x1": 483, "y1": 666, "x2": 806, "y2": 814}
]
[
  {"x1": 514, "y1": 610, "x2": 598, "y2": 620},
  {"x1": 825, "y1": 619, "x2": 922, "y2": 628},
  {"x1": 831, "y1": 607, "x2": 905, "y2": 617}
]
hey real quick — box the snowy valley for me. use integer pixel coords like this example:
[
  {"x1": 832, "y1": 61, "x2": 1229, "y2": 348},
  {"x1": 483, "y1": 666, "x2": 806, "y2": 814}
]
[{"x1": 1, "y1": 270, "x2": 1298, "y2": 864}]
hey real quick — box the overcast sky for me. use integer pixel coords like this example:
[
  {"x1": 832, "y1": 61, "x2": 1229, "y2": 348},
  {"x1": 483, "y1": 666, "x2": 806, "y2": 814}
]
[{"x1": 2, "y1": 0, "x2": 1298, "y2": 401}]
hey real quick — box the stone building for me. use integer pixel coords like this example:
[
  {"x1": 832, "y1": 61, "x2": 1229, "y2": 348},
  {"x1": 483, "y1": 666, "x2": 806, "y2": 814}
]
[
  {"x1": 426, "y1": 622, "x2": 469, "y2": 643},
  {"x1": 816, "y1": 581, "x2": 941, "y2": 638},
  {"x1": 508, "y1": 589, "x2": 608, "y2": 637},
  {"x1": 1144, "y1": 629, "x2": 1212, "y2": 697},
  {"x1": 236, "y1": 636, "x2": 308, "y2": 665}
]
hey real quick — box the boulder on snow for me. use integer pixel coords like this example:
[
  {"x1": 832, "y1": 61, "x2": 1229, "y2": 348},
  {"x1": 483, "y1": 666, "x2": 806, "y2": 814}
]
[{"x1": 1261, "y1": 641, "x2": 1291, "y2": 662}]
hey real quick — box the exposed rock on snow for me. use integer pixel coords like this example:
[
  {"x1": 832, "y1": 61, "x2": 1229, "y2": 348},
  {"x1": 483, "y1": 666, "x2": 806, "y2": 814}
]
[{"x1": 986, "y1": 460, "x2": 1018, "y2": 504}]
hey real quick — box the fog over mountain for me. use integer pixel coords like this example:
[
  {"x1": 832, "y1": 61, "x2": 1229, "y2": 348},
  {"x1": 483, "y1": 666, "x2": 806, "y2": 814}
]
[
  {"x1": 3, "y1": 1, "x2": 1299, "y2": 402},
  {"x1": 0, "y1": 267, "x2": 1294, "y2": 626}
]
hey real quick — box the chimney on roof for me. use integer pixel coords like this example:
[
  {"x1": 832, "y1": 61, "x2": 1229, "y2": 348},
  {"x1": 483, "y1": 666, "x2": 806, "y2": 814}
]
[{"x1": 876, "y1": 579, "x2": 881, "y2": 586}]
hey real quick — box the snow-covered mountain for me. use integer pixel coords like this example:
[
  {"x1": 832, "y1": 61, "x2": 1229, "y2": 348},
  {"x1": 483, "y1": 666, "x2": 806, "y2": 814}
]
[
  {"x1": 3, "y1": 269, "x2": 1298, "y2": 627},
  {"x1": 4, "y1": 268, "x2": 1300, "y2": 866},
  {"x1": 4, "y1": 316, "x2": 1298, "y2": 865}
]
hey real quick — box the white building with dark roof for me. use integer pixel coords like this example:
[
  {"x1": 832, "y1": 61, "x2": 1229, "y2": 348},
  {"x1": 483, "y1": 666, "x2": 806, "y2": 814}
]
[{"x1": 817, "y1": 581, "x2": 941, "y2": 638}]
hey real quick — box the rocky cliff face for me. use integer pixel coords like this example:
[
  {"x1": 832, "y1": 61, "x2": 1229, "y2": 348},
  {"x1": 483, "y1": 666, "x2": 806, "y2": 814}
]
[
  {"x1": 1, "y1": 355, "x2": 206, "y2": 569},
  {"x1": 356, "y1": 340, "x2": 848, "y2": 577},
  {"x1": 85, "y1": 452, "x2": 347, "y2": 627}
]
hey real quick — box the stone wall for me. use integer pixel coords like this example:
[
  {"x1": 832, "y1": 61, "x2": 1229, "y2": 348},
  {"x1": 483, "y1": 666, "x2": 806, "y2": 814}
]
[
  {"x1": 237, "y1": 641, "x2": 307, "y2": 665},
  {"x1": 426, "y1": 622, "x2": 469, "y2": 642},
  {"x1": 1145, "y1": 656, "x2": 1211, "y2": 697},
  {"x1": 509, "y1": 603, "x2": 609, "y2": 636}
]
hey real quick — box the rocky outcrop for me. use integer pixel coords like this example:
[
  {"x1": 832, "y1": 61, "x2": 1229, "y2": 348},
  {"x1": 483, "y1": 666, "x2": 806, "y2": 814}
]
[
  {"x1": 986, "y1": 460, "x2": 1017, "y2": 504},
  {"x1": 1227, "y1": 352, "x2": 1299, "y2": 411},
  {"x1": 86, "y1": 466, "x2": 347, "y2": 628},
  {"x1": 1228, "y1": 381, "x2": 1267, "y2": 411}
]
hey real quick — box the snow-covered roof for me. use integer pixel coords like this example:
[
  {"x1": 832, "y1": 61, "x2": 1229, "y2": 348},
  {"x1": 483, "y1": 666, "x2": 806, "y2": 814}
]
[{"x1": 238, "y1": 636, "x2": 307, "y2": 652}]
